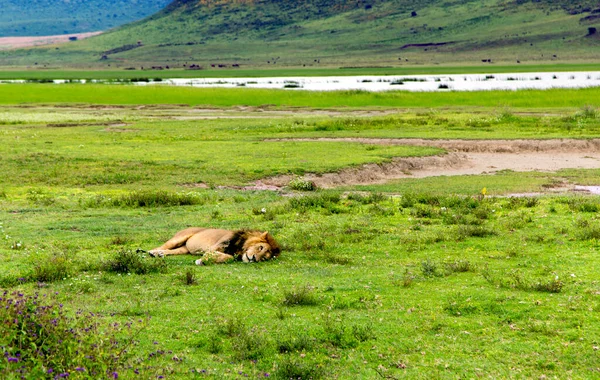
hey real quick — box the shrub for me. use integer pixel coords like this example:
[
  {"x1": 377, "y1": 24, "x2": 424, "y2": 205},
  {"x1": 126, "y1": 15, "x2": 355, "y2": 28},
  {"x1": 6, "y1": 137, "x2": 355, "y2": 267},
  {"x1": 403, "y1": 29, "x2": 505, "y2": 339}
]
[
  {"x1": 231, "y1": 327, "x2": 270, "y2": 361},
  {"x1": 288, "y1": 177, "x2": 317, "y2": 191},
  {"x1": 275, "y1": 357, "x2": 325, "y2": 379},
  {"x1": 455, "y1": 225, "x2": 497, "y2": 240},
  {"x1": 277, "y1": 334, "x2": 313, "y2": 353},
  {"x1": 282, "y1": 285, "x2": 320, "y2": 307},
  {"x1": 320, "y1": 315, "x2": 359, "y2": 348},
  {"x1": 31, "y1": 255, "x2": 74, "y2": 283},
  {"x1": 483, "y1": 270, "x2": 564, "y2": 293},
  {"x1": 0, "y1": 291, "x2": 143, "y2": 378},
  {"x1": 26, "y1": 188, "x2": 55, "y2": 206},
  {"x1": 183, "y1": 269, "x2": 198, "y2": 285},
  {"x1": 578, "y1": 225, "x2": 600, "y2": 240},
  {"x1": 288, "y1": 192, "x2": 341, "y2": 212},
  {"x1": 421, "y1": 260, "x2": 439, "y2": 277},
  {"x1": 444, "y1": 260, "x2": 473, "y2": 274},
  {"x1": 112, "y1": 190, "x2": 206, "y2": 207},
  {"x1": 103, "y1": 250, "x2": 168, "y2": 275},
  {"x1": 346, "y1": 192, "x2": 387, "y2": 204}
]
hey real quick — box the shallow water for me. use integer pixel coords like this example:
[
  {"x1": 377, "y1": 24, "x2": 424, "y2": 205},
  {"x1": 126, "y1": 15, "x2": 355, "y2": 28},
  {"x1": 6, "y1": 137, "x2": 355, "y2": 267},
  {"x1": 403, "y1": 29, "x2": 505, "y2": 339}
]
[
  {"x1": 4, "y1": 71, "x2": 600, "y2": 92},
  {"x1": 158, "y1": 71, "x2": 600, "y2": 92},
  {"x1": 574, "y1": 185, "x2": 600, "y2": 195}
]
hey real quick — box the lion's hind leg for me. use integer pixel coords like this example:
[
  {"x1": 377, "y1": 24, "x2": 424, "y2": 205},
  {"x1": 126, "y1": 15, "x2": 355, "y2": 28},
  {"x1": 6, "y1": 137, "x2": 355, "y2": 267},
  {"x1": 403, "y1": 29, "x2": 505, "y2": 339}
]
[{"x1": 149, "y1": 228, "x2": 204, "y2": 257}]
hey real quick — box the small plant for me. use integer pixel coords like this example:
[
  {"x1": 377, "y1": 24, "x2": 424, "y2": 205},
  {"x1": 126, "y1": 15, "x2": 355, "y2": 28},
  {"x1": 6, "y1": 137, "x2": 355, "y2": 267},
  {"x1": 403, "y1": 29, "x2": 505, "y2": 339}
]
[
  {"x1": 577, "y1": 225, "x2": 600, "y2": 241},
  {"x1": 288, "y1": 192, "x2": 341, "y2": 212},
  {"x1": 347, "y1": 192, "x2": 386, "y2": 204},
  {"x1": 231, "y1": 327, "x2": 270, "y2": 361},
  {"x1": 320, "y1": 315, "x2": 358, "y2": 348},
  {"x1": 288, "y1": 176, "x2": 317, "y2": 191},
  {"x1": 277, "y1": 334, "x2": 313, "y2": 353},
  {"x1": 183, "y1": 269, "x2": 198, "y2": 285},
  {"x1": 31, "y1": 254, "x2": 74, "y2": 283},
  {"x1": 109, "y1": 236, "x2": 131, "y2": 246},
  {"x1": 482, "y1": 270, "x2": 564, "y2": 293},
  {"x1": 112, "y1": 190, "x2": 206, "y2": 207},
  {"x1": 352, "y1": 323, "x2": 374, "y2": 342},
  {"x1": 26, "y1": 188, "x2": 55, "y2": 206},
  {"x1": 455, "y1": 225, "x2": 497, "y2": 240},
  {"x1": 103, "y1": 250, "x2": 167, "y2": 275},
  {"x1": 275, "y1": 357, "x2": 325, "y2": 379},
  {"x1": 216, "y1": 318, "x2": 246, "y2": 338},
  {"x1": 401, "y1": 269, "x2": 415, "y2": 287},
  {"x1": 444, "y1": 260, "x2": 473, "y2": 275},
  {"x1": 0, "y1": 291, "x2": 145, "y2": 378},
  {"x1": 282, "y1": 285, "x2": 320, "y2": 306},
  {"x1": 577, "y1": 105, "x2": 597, "y2": 119},
  {"x1": 421, "y1": 260, "x2": 439, "y2": 277}
]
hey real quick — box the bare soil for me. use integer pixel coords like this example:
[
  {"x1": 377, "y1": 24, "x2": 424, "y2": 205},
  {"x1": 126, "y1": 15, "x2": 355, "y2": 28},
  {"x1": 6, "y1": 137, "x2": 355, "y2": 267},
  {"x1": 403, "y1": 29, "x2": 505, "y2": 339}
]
[
  {"x1": 261, "y1": 138, "x2": 600, "y2": 189},
  {"x1": 0, "y1": 32, "x2": 101, "y2": 50}
]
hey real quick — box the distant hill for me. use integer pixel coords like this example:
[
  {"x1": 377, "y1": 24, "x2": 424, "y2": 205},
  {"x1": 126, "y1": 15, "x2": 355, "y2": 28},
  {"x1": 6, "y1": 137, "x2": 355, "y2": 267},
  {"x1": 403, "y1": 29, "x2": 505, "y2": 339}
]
[
  {"x1": 1, "y1": 0, "x2": 600, "y2": 67},
  {"x1": 0, "y1": 0, "x2": 171, "y2": 37}
]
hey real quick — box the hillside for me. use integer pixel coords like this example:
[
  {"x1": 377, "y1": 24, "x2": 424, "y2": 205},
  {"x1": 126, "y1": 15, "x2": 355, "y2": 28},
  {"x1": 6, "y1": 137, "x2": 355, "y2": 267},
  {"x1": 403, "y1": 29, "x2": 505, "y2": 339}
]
[
  {"x1": 1, "y1": 0, "x2": 600, "y2": 68},
  {"x1": 0, "y1": 0, "x2": 171, "y2": 37}
]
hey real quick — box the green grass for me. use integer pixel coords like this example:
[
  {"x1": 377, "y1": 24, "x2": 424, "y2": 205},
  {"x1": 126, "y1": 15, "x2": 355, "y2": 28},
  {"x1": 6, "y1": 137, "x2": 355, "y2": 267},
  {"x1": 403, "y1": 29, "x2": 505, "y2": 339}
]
[
  {"x1": 5, "y1": 84, "x2": 600, "y2": 110},
  {"x1": 1, "y1": 63, "x2": 600, "y2": 80},
  {"x1": 1, "y1": 90, "x2": 600, "y2": 378},
  {"x1": 347, "y1": 169, "x2": 600, "y2": 195}
]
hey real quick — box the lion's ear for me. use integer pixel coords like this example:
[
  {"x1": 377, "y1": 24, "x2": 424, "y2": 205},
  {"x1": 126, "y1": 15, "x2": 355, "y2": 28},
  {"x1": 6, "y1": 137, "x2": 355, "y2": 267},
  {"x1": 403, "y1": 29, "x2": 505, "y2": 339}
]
[{"x1": 261, "y1": 231, "x2": 269, "y2": 240}]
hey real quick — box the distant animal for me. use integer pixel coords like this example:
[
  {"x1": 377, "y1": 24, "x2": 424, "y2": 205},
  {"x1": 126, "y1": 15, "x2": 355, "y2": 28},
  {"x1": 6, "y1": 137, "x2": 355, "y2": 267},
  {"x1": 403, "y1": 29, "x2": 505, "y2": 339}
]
[{"x1": 148, "y1": 228, "x2": 280, "y2": 265}]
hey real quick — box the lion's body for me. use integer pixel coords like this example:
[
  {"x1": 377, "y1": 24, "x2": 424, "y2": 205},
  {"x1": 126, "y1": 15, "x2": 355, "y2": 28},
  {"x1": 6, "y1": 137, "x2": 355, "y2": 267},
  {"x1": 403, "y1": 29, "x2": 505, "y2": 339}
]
[{"x1": 149, "y1": 227, "x2": 280, "y2": 265}]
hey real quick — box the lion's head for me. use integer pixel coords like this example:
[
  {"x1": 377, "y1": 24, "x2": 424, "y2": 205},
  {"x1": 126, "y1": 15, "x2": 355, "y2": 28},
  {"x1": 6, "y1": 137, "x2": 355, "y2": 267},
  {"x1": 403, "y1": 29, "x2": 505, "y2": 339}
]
[{"x1": 241, "y1": 231, "x2": 281, "y2": 263}]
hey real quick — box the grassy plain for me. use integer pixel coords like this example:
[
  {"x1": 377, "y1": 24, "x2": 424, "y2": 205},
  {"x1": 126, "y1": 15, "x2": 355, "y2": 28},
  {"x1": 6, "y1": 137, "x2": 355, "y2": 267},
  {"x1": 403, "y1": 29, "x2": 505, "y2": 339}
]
[
  {"x1": 1, "y1": 86, "x2": 600, "y2": 378},
  {"x1": 1, "y1": 63, "x2": 600, "y2": 80},
  {"x1": 5, "y1": 84, "x2": 600, "y2": 110}
]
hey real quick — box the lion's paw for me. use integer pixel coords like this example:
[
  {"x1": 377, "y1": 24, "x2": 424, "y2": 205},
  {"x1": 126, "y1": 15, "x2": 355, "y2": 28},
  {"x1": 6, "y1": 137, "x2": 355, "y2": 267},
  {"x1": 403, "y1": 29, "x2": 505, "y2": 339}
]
[{"x1": 148, "y1": 250, "x2": 164, "y2": 258}]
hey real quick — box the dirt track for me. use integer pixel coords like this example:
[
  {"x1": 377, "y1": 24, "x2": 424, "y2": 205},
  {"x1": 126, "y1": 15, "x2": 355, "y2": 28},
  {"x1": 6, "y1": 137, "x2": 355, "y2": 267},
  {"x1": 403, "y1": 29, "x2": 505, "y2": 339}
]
[
  {"x1": 261, "y1": 138, "x2": 600, "y2": 188},
  {"x1": 0, "y1": 32, "x2": 101, "y2": 50}
]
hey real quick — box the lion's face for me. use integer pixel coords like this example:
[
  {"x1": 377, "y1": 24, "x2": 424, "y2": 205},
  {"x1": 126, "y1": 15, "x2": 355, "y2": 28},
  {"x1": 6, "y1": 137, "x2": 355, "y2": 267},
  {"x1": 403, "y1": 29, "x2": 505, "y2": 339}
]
[
  {"x1": 242, "y1": 232, "x2": 281, "y2": 263},
  {"x1": 242, "y1": 242, "x2": 276, "y2": 262}
]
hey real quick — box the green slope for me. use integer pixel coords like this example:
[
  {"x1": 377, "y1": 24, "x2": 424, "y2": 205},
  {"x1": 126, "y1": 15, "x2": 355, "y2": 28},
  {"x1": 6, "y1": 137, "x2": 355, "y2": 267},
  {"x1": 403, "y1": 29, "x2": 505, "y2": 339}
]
[
  {"x1": 1, "y1": 0, "x2": 600, "y2": 68},
  {"x1": 0, "y1": 0, "x2": 172, "y2": 37}
]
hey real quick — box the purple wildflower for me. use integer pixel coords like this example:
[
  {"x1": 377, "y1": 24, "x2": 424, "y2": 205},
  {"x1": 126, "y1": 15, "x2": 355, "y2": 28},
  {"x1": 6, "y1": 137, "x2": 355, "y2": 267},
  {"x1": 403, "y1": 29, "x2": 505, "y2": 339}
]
[
  {"x1": 264, "y1": 373, "x2": 270, "y2": 377},
  {"x1": 112, "y1": 371, "x2": 118, "y2": 379},
  {"x1": 8, "y1": 357, "x2": 19, "y2": 363},
  {"x1": 47, "y1": 369, "x2": 53, "y2": 374},
  {"x1": 75, "y1": 367, "x2": 85, "y2": 372}
]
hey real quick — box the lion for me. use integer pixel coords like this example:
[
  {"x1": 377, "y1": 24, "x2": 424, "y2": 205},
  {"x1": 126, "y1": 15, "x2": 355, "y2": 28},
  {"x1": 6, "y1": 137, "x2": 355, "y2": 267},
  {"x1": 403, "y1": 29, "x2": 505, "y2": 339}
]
[{"x1": 148, "y1": 227, "x2": 281, "y2": 265}]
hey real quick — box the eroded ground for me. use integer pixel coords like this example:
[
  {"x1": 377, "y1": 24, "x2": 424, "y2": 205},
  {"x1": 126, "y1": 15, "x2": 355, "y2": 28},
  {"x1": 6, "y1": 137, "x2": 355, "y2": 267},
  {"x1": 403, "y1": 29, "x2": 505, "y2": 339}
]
[{"x1": 263, "y1": 138, "x2": 600, "y2": 191}]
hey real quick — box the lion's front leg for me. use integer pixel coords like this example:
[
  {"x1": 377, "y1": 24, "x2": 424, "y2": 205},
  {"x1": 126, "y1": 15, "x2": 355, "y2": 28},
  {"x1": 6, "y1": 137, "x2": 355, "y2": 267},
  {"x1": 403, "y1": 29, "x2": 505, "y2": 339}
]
[{"x1": 195, "y1": 252, "x2": 234, "y2": 266}]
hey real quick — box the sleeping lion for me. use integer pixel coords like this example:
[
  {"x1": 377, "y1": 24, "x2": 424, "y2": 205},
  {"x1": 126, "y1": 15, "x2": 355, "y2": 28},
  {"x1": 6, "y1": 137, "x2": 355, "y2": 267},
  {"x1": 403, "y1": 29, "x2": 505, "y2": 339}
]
[{"x1": 148, "y1": 228, "x2": 280, "y2": 265}]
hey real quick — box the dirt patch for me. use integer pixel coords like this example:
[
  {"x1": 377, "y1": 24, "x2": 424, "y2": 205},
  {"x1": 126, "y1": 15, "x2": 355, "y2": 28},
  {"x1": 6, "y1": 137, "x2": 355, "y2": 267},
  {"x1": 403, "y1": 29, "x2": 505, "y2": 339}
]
[
  {"x1": 0, "y1": 32, "x2": 102, "y2": 50},
  {"x1": 260, "y1": 139, "x2": 600, "y2": 189}
]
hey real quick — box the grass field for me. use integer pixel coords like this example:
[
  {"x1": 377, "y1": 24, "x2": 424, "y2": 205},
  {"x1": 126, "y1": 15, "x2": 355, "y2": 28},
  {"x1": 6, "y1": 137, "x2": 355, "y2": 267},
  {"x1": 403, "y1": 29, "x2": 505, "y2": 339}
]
[
  {"x1": 5, "y1": 84, "x2": 600, "y2": 110},
  {"x1": 2, "y1": 63, "x2": 600, "y2": 81},
  {"x1": 1, "y1": 86, "x2": 600, "y2": 379}
]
